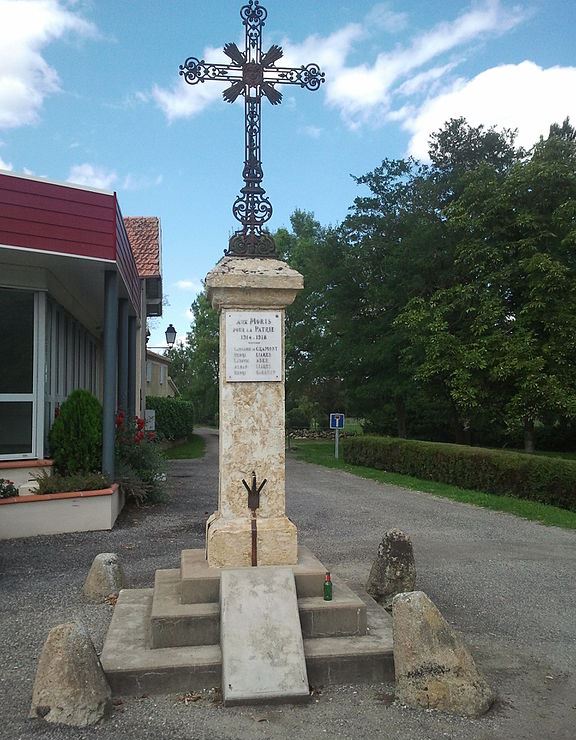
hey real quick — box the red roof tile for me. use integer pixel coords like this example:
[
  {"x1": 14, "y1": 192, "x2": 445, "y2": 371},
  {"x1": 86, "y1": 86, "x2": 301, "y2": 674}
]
[{"x1": 124, "y1": 216, "x2": 161, "y2": 278}]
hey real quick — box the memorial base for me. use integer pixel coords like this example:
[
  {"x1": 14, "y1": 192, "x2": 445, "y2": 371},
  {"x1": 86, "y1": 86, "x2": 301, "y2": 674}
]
[{"x1": 206, "y1": 513, "x2": 298, "y2": 568}]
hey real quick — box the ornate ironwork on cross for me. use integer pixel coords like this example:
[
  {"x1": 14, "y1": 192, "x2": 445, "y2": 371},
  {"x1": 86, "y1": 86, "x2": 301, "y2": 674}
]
[{"x1": 180, "y1": 1, "x2": 325, "y2": 258}]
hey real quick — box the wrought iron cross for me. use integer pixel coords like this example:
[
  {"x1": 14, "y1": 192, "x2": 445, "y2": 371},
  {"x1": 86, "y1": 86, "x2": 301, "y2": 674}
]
[{"x1": 180, "y1": 1, "x2": 325, "y2": 258}]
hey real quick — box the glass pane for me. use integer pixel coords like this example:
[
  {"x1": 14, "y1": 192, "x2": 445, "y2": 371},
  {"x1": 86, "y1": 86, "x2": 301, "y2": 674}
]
[
  {"x1": 0, "y1": 402, "x2": 33, "y2": 455},
  {"x1": 0, "y1": 289, "x2": 34, "y2": 393}
]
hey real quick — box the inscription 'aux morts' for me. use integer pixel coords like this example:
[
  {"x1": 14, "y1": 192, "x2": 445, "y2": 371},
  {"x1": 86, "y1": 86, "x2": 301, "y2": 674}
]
[{"x1": 225, "y1": 310, "x2": 282, "y2": 382}]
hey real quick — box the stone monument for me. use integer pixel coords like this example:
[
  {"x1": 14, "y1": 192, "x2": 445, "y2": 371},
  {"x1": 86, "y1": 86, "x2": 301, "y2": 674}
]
[
  {"x1": 100, "y1": 2, "x2": 394, "y2": 705},
  {"x1": 204, "y1": 257, "x2": 303, "y2": 567},
  {"x1": 179, "y1": 0, "x2": 324, "y2": 569}
]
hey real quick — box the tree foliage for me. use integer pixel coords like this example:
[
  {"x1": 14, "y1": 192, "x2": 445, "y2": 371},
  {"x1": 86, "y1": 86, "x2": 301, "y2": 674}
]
[
  {"x1": 166, "y1": 291, "x2": 219, "y2": 424},
  {"x1": 173, "y1": 117, "x2": 576, "y2": 452}
]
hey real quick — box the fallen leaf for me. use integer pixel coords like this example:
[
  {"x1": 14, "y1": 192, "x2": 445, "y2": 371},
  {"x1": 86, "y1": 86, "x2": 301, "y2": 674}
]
[
  {"x1": 252, "y1": 714, "x2": 269, "y2": 722},
  {"x1": 104, "y1": 593, "x2": 119, "y2": 606}
]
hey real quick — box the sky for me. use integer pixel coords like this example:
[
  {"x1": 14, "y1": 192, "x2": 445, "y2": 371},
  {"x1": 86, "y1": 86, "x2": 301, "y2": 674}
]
[{"x1": 1, "y1": 0, "x2": 575, "y2": 348}]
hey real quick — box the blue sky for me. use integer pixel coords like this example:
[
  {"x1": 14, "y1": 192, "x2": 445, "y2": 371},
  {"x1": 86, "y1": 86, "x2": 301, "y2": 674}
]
[{"x1": 1, "y1": 0, "x2": 575, "y2": 347}]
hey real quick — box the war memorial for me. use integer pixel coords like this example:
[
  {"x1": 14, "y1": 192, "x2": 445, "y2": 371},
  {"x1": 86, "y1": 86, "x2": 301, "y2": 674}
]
[{"x1": 99, "y1": 0, "x2": 395, "y2": 706}]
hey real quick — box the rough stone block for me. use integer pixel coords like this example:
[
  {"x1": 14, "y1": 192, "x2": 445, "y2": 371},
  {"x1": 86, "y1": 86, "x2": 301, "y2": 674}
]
[
  {"x1": 392, "y1": 591, "x2": 494, "y2": 717},
  {"x1": 83, "y1": 553, "x2": 125, "y2": 602},
  {"x1": 367, "y1": 529, "x2": 416, "y2": 608},
  {"x1": 30, "y1": 622, "x2": 112, "y2": 727},
  {"x1": 206, "y1": 514, "x2": 298, "y2": 568}
]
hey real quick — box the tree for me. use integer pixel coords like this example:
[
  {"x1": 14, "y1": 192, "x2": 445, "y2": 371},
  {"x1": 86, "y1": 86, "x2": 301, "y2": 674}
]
[
  {"x1": 166, "y1": 291, "x2": 219, "y2": 423},
  {"x1": 400, "y1": 119, "x2": 576, "y2": 451},
  {"x1": 277, "y1": 211, "x2": 350, "y2": 426}
]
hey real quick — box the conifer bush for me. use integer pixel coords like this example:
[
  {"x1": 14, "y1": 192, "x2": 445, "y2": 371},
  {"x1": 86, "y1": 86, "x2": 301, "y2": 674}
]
[{"x1": 48, "y1": 390, "x2": 103, "y2": 475}]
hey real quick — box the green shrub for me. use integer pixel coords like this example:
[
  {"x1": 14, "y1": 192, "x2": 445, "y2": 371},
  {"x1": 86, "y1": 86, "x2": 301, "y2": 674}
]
[
  {"x1": 286, "y1": 407, "x2": 310, "y2": 430},
  {"x1": 0, "y1": 479, "x2": 18, "y2": 498},
  {"x1": 34, "y1": 471, "x2": 111, "y2": 494},
  {"x1": 145, "y1": 396, "x2": 194, "y2": 441},
  {"x1": 343, "y1": 436, "x2": 576, "y2": 511},
  {"x1": 115, "y1": 412, "x2": 166, "y2": 505},
  {"x1": 48, "y1": 390, "x2": 102, "y2": 475}
]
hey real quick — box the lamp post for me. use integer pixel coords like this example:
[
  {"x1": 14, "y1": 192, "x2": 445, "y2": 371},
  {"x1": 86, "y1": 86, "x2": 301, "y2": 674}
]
[{"x1": 146, "y1": 324, "x2": 178, "y2": 351}]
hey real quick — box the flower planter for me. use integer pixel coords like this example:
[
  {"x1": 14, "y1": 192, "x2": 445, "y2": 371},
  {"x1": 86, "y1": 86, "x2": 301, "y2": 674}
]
[{"x1": 0, "y1": 484, "x2": 125, "y2": 540}]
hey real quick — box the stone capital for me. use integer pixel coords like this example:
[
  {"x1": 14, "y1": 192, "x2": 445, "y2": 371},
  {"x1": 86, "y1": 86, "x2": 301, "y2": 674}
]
[{"x1": 206, "y1": 257, "x2": 303, "y2": 310}]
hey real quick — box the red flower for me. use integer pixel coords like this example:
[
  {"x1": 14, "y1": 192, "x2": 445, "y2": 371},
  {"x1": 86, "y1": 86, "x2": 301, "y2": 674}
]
[
  {"x1": 136, "y1": 417, "x2": 145, "y2": 430},
  {"x1": 147, "y1": 431, "x2": 156, "y2": 441}
]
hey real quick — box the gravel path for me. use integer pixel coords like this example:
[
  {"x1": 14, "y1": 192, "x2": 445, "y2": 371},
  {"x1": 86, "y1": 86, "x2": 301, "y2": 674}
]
[{"x1": 1, "y1": 427, "x2": 575, "y2": 739}]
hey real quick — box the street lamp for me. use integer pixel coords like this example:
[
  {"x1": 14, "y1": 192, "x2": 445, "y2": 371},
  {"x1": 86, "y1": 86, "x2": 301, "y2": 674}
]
[
  {"x1": 165, "y1": 324, "x2": 177, "y2": 348},
  {"x1": 146, "y1": 324, "x2": 177, "y2": 350}
]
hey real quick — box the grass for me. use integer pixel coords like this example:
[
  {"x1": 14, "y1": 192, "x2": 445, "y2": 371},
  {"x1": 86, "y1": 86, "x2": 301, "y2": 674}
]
[
  {"x1": 533, "y1": 450, "x2": 576, "y2": 461},
  {"x1": 163, "y1": 434, "x2": 206, "y2": 460},
  {"x1": 290, "y1": 440, "x2": 576, "y2": 530}
]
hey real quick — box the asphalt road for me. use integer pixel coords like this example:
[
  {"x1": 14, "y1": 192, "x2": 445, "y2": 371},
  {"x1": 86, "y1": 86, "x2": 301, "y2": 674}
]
[{"x1": 0, "y1": 427, "x2": 575, "y2": 739}]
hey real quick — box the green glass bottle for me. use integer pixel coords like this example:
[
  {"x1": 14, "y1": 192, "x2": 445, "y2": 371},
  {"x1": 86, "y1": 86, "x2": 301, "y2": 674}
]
[{"x1": 323, "y1": 571, "x2": 333, "y2": 601}]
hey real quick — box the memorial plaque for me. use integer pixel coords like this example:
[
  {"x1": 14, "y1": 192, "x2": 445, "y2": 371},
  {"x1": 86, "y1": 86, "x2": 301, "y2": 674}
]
[{"x1": 226, "y1": 310, "x2": 282, "y2": 382}]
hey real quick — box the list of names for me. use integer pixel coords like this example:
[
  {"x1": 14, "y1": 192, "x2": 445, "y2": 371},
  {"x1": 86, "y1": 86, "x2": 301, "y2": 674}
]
[{"x1": 225, "y1": 310, "x2": 282, "y2": 382}]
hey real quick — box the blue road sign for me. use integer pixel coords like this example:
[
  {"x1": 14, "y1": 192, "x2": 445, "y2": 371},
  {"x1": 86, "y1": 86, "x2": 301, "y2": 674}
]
[{"x1": 330, "y1": 413, "x2": 345, "y2": 429}]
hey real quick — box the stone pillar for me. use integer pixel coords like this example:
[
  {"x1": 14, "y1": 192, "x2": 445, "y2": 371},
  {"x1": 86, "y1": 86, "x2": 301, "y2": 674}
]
[{"x1": 205, "y1": 257, "x2": 303, "y2": 568}]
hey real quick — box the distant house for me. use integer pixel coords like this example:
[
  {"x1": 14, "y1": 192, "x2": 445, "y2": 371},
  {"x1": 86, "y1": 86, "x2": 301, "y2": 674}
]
[
  {"x1": 0, "y1": 171, "x2": 163, "y2": 482},
  {"x1": 146, "y1": 350, "x2": 178, "y2": 398}
]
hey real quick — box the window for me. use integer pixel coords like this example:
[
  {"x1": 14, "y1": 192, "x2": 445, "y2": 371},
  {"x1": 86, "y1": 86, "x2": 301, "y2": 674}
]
[
  {"x1": 0, "y1": 288, "x2": 35, "y2": 457},
  {"x1": 160, "y1": 365, "x2": 166, "y2": 385},
  {"x1": 146, "y1": 361, "x2": 152, "y2": 383}
]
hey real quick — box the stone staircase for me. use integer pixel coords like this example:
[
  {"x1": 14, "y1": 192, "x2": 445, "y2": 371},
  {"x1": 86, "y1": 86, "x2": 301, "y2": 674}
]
[{"x1": 101, "y1": 547, "x2": 394, "y2": 698}]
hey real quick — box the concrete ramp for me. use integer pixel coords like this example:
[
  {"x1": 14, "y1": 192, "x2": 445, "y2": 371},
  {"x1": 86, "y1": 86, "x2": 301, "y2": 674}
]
[{"x1": 220, "y1": 567, "x2": 309, "y2": 705}]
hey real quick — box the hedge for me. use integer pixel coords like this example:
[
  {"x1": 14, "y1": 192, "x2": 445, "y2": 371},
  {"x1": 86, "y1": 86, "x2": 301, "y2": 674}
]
[
  {"x1": 342, "y1": 436, "x2": 576, "y2": 511},
  {"x1": 145, "y1": 396, "x2": 194, "y2": 441}
]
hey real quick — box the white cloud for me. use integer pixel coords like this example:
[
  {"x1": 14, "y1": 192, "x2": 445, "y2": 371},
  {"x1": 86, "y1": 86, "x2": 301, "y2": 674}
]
[
  {"x1": 0, "y1": 154, "x2": 13, "y2": 171},
  {"x1": 151, "y1": 45, "x2": 230, "y2": 121},
  {"x1": 300, "y1": 125, "x2": 323, "y2": 139},
  {"x1": 397, "y1": 63, "x2": 458, "y2": 97},
  {"x1": 175, "y1": 279, "x2": 203, "y2": 293},
  {"x1": 0, "y1": 0, "x2": 95, "y2": 129},
  {"x1": 326, "y1": 0, "x2": 526, "y2": 126},
  {"x1": 67, "y1": 164, "x2": 163, "y2": 192},
  {"x1": 364, "y1": 3, "x2": 408, "y2": 34},
  {"x1": 149, "y1": 0, "x2": 528, "y2": 136},
  {"x1": 281, "y1": 24, "x2": 364, "y2": 75},
  {"x1": 67, "y1": 163, "x2": 117, "y2": 190},
  {"x1": 403, "y1": 62, "x2": 576, "y2": 160},
  {"x1": 122, "y1": 173, "x2": 163, "y2": 191}
]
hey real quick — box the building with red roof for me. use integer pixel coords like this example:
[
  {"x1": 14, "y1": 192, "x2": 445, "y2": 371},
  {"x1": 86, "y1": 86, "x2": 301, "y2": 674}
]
[{"x1": 0, "y1": 170, "x2": 164, "y2": 484}]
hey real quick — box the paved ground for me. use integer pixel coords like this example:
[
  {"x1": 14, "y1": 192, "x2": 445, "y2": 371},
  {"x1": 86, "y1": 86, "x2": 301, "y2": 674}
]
[{"x1": 1, "y1": 427, "x2": 575, "y2": 739}]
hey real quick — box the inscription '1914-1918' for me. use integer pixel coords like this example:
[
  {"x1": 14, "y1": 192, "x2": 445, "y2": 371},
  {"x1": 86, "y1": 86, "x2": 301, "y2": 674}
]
[{"x1": 225, "y1": 310, "x2": 282, "y2": 382}]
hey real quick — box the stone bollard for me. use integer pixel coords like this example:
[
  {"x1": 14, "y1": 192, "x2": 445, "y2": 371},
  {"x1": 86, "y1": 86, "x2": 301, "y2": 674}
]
[
  {"x1": 83, "y1": 553, "x2": 125, "y2": 602},
  {"x1": 30, "y1": 622, "x2": 112, "y2": 726},
  {"x1": 366, "y1": 529, "x2": 416, "y2": 609},
  {"x1": 392, "y1": 591, "x2": 495, "y2": 717}
]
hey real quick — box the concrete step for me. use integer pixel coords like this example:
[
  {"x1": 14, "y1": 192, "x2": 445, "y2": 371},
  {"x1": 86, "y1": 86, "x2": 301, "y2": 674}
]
[
  {"x1": 298, "y1": 577, "x2": 367, "y2": 639},
  {"x1": 102, "y1": 589, "x2": 393, "y2": 697},
  {"x1": 181, "y1": 546, "x2": 326, "y2": 604},
  {"x1": 150, "y1": 570, "x2": 367, "y2": 649},
  {"x1": 101, "y1": 589, "x2": 221, "y2": 697},
  {"x1": 150, "y1": 569, "x2": 219, "y2": 648}
]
